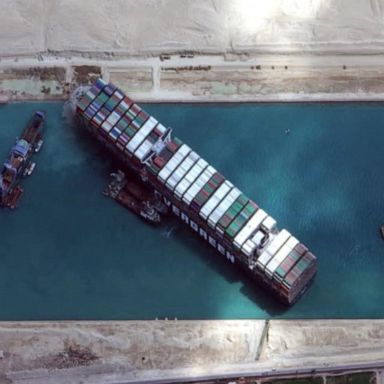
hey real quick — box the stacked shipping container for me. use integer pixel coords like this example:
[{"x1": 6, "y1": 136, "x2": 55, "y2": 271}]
[{"x1": 75, "y1": 79, "x2": 317, "y2": 305}]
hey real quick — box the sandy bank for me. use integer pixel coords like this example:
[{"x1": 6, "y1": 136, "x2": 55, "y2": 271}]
[
  {"x1": 2, "y1": 54, "x2": 384, "y2": 103},
  {"x1": 3, "y1": 0, "x2": 384, "y2": 57},
  {"x1": 1, "y1": 320, "x2": 384, "y2": 383},
  {"x1": 2, "y1": 1, "x2": 384, "y2": 102}
]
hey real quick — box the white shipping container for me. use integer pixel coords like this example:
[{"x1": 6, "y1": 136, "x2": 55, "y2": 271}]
[
  {"x1": 261, "y1": 216, "x2": 277, "y2": 233},
  {"x1": 256, "y1": 250, "x2": 274, "y2": 269},
  {"x1": 119, "y1": 101, "x2": 130, "y2": 112},
  {"x1": 101, "y1": 120, "x2": 113, "y2": 132},
  {"x1": 114, "y1": 90, "x2": 124, "y2": 100},
  {"x1": 208, "y1": 188, "x2": 241, "y2": 228},
  {"x1": 265, "y1": 229, "x2": 291, "y2": 256},
  {"x1": 106, "y1": 111, "x2": 121, "y2": 127},
  {"x1": 127, "y1": 117, "x2": 158, "y2": 153},
  {"x1": 175, "y1": 159, "x2": 208, "y2": 198},
  {"x1": 182, "y1": 152, "x2": 199, "y2": 170},
  {"x1": 242, "y1": 239, "x2": 256, "y2": 257},
  {"x1": 175, "y1": 179, "x2": 190, "y2": 198},
  {"x1": 184, "y1": 159, "x2": 207, "y2": 184},
  {"x1": 156, "y1": 123, "x2": 167, "y2": 134},
  {"x1": 158, "y1": 144, "x2": 191, "y2": 182},
  {"x1": 233, "y1": 209, "x2": 267, "y2": 249},
  {"x1": 175, "y1": 152, "x2": 198, "y2": 176},
  {"x1": 182, "y1": 165, "x2": 215, "y2": 205},
  {"x1": 267, "y1": 244, "x2": 291, "y2": 271},
  {"x1": 286, "y1": 236, "x2": 299, "y2": 249},
  {"x1": 200, "y1": 181, "x2": 232, "y2": 220},
  {"x1": 166, "y1": 152, "x2": 199, "y2": 190},
  {"x1": 265, "y1": 241, "x2": 297, "y2": 277},
  {"x1": 135, "y1": 139, "x2": 153, "y2": 161},
  {"x1": 163, "y1": 153, "x2": 182, "y2": 174},
  {"x1": 187, "y1": 163, "x2": 204, "y2": 181}
]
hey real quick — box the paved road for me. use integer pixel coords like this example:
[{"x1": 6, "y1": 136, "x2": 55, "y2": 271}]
[{"x1": 122, "y1": 360, "x2": 384, "y2": 384}]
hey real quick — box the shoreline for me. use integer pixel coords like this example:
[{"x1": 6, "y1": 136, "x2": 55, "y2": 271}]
[
  {"x1": 2, "y1": 53, "x2": 384, "y2": 103},
  {"x1": 1, "y1": 320, "x2": 384, "y2": 383},
  {"x1": 3, "y1": 98, "x2": 384, "y2": 104}
]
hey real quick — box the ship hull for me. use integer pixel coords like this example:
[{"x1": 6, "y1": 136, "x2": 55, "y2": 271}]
[
  {"x1": 74, "y1": 79, "x2": 317, "y2": 306},
  {"x1": 77, "y1": 114, "x2": 316, "y2": 305},
  {"x1": 0, "y1": 112, "x2": 45, "y2": 208}
]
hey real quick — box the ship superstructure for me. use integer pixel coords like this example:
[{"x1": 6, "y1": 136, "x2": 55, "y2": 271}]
[
  {"x1": 74, "y1": 79, "x2": 317, "y2": 305},
  {"x1": 0, "y1": 111, "x2": 45, "y2": 208}
]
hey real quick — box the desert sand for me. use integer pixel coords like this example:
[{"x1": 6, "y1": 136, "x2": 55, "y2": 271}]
[
  {"x1": 1, "y1": 320, "x2": 383, "y2": 383},
  {"x1": 2, "y1": 1, "x2": 384, "y2": 101},
  {"x1": 3, "y1": 0, "x2": 384, "y2": 56}
]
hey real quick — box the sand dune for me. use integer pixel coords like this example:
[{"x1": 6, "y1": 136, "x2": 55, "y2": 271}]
[{"x1": 2, "y1": 0, "x2": 384, "y2": 56}]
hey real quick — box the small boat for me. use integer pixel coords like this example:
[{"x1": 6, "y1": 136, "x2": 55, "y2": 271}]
[
  {"x1": 114, "y1": 189, "x2": 161, "y2": 224},
  {"x1": 24, "y1": 162, "x2": 36, "y2": 177},
  {"x1": 35, "y1": 139, "x2": 43, "y2": 153},
  {"x1": 380, "y1": 226, "x2": 384, "y2": 239},
  {"x1": 104, "y1": 170, "x2": 161, "y2": 224}
]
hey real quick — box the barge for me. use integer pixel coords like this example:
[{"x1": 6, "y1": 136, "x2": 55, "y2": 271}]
[
  {"x1": 74, "y1": 79, "x2": 317, "y2": 305},
  {"x1": 0, "y1": 111, "x2": 45, "y2": 209},
  {"x1": 104, "y1": 170, "x2": 161, "y2": 224}
]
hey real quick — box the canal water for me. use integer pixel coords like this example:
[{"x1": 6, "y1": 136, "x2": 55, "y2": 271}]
[{"x1": 0, "y1": 101, "x2": 383, "y2": 320}]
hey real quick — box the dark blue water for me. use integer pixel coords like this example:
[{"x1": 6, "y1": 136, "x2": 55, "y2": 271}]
[{"x1": 0, "y1": 101, "x2": 383, "y2": 320}]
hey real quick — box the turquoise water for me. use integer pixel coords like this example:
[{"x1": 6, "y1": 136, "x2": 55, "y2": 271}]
[{"x1": 0, "y1": 101, "x2": 384, "y2": 319}]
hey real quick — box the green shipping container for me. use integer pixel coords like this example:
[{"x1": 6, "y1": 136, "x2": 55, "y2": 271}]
[
  {"x1": 97, "y1": 92, "x2": 109, "y2": 104},
  {"x1": 217, "y1": 194, "x2": 248, "y2": 230},
  {"x1": 225, "y1": 201, "x2": 256, "y2": 239}
]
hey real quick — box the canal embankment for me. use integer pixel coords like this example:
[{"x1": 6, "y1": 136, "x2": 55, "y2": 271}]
[
  {"x1": 3, "y1": 0, "x2": 384, "y2": 102},
  {"x1": 3, "y1": 54, "x2": 384, "y2": 103},
  {"x1": 1, "y1": 320, "x2": 384, "y2": 383}
]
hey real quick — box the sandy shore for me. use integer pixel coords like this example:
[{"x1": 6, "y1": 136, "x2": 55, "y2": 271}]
[
  {"x1": 0, "y1": 320, "x2": 383, "y2": 383},
  {"x1": 3, "y1": 1, "x2": 384, "y2": 57},
  {"x1": 2, "y1": 53, "x2": 384, "y2": 103},
  {"x1": 2, "y1": 1, "x2": 384, "y2": 102}
]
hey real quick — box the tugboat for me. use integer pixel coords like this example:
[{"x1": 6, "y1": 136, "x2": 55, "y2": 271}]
[
  {"x1": 0, "y1": 111, "x2": 45, "y2": 209},
  {"x1": 103, "y1": 170, "x2": 161, "y2": 224}
]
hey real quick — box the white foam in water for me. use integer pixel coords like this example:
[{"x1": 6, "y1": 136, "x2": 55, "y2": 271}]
[
  {"x1": 163, "y1": 225, "x2": 178, "y2": 239},
  {"x1": 62, "y1": 86, "x2": 91, "y2": 124}
]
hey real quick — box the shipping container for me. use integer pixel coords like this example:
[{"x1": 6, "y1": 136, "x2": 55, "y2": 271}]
[
  {"x1": 265, "y1": 238, "x2": 299, "y2": 278},
  {"x1": 166, "y1": 151, "x2": 200, "y2": 191},
  {"x1": 200, "y1": 181, "x2": 233, "y2": 220},
  {"x1": 182, "y1": 165, "x2": 215, "y2": 205},
  {"x1": 283, "y1": 251, "x2": 315, "y2": 288},
  {"x1": 158, "y1": 144, "x2": 191, "y2": 183},
  {"x1": 208, "y1": 187, "x2": 242, "y2": 229},
  {"x1": 225, "y1": 201, "x2": 258, "y2": 240},
  {"x1": 233, "y1": 209, "x2": 267, "y2": 250},
  {"x1": 273, "y1": 246, "x2": 305, "y2": 283},
  {"x1": 128, "y1": 117, "x2": 158, "y2": 155},
  {"x1": 175, "y1": 159, "x2": 208, "y2": 199}
]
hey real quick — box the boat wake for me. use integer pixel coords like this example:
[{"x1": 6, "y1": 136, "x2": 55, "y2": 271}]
[
  {"x1": 163, "y1": 225, "x2": 177, "y2": 239},
  {"x1": 62, "y1": 85, "x2": 91, "y2": 124}
]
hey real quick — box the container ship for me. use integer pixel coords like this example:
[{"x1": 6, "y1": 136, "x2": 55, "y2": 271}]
[
  {"x1": 74, "y1": 79, "x2": 317, "y2": 305},
  {"x1": 0, "y1": 111, "x2": 45, "y2": 209}
]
